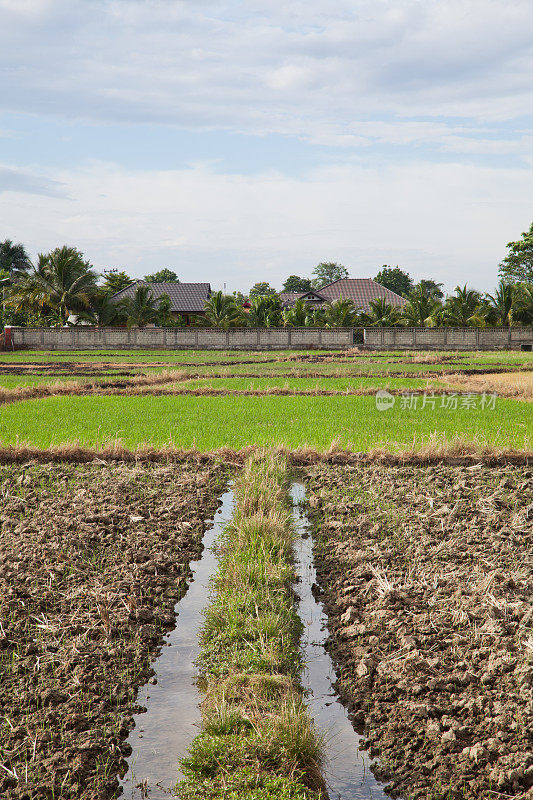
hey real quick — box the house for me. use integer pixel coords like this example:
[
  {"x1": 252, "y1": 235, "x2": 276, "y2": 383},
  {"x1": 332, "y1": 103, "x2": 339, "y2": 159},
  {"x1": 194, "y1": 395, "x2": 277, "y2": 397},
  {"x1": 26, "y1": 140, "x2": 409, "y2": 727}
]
[
  {"x1": 110, "y1": 281, "x2": 211, "y2": 325},
  {"x1": 280, "y1": 278, "x2": 407, "y2": 312}
]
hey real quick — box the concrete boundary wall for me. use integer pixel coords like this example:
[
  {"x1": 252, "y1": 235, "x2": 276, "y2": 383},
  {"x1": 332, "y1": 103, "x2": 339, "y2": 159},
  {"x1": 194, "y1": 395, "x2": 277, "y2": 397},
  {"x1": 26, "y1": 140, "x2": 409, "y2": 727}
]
[
  {"x1": 363, "y1": 327, "x2": 533, "y2": 350},
  {"x1": 6, "y1": 326, "x2": 356, "y2": 351},
  {"x1": 5, "y1": 325, "x2": 533, "y2": 351}
]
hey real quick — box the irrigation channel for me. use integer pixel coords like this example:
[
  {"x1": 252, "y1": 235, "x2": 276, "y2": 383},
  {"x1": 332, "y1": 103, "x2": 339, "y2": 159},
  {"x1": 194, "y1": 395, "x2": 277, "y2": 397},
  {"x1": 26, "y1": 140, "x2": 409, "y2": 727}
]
[{"x1": 119, "y1": 484, "x2": 389, "y2": 799}]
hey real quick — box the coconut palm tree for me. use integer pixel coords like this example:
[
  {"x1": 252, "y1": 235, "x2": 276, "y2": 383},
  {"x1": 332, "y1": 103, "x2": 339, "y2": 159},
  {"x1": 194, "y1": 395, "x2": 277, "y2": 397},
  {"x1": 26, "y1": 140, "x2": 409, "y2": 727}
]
[
  {"x1": 203, "y1": 291, "x2": 244, "y2": 329},
  {"x1": 486, "y1": 281, "x2": 516, "y2": 327},
  {"x1": 0, "y1": 239, "x2": 32, "y2": 280},
  {"x1": 79, "y1": 292, "x2": 120, "y2": 326},
  {"x1": 361, "y1": 297, "x2": 402, "y2": 327},
  {"x1": 514, "y1": 284, "x2": 533, "y2": 325},
  {"x1": 402, "y1": 284, "x2": 442, "y2": 327},
  {"x1": 282, "y1": 298, "x2": 310, "y2": 326},
  {"x1": 119, "y1": 284, "x2": 159, "y2": 328},
  {"x1": 443, "y1": 285, "x2": 484, "y2": 326},
  {"x1": 7, "y1": 247, "x2": 98, "y2": 323},
  {"x1": 247, "y1": 295, "x2": 283, "y2": 327},
  {"x1": 322, "y1": 298, "x2": 358, "y2": 327}
]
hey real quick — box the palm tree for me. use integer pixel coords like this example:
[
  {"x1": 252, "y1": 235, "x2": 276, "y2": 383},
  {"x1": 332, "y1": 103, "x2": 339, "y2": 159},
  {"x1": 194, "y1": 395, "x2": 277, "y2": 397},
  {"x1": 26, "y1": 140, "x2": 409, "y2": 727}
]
[
  {"x1": 361, "y1": 297, "x2": 402, "y2": 327},
  {"x1": 79, "y1": 292, "x2": 120, "y2": 326},
  {"x1": 514, "y1": 284, "x2": 533, "y2": 325},
  {"x1": 247, "y1": 295, "x2": 283, "y2": 327},
  {"x1": 282, "y1": 298, "x2": 309, "y2": 326},
  {"x1": 322, "y1": 298, "x2": 358, "y2": 327},
  {"x1": 203, "y1": 291, "x2": 243, "y2": 329},
  {"x1": 7, "y1": 246, "x2": 97, "y2": 323},
  {"x1": 402, "y1": 284, "x2": 442, "y2": 327},
  {"x1": 486, "y1": 281, "x2": 516, "y2": 327},
  {"x1": 0, "y1": 239, "x2": 31, "y2": 280},
  {"x1": 443, "y1": 285, "x2": 484, "y2": 326},
  {"x1": 119, "y1": 284, "x2": 159, "y2": 328}
]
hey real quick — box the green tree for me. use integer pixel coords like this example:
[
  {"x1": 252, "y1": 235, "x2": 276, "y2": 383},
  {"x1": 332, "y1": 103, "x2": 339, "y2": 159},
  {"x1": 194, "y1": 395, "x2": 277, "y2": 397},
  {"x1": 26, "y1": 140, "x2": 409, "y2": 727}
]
[
  {"x1": 249, "y1": 282, "x2": 278, "y2": 297},
  {"x1": 443, "y1": 285, "x2": 484, "y2": 326},
  {"x1": 203, "y1": 291, "x2": 243, "y2": 329},
  {"x1": 80, "y1": 291, "x2": 120, "y2": 326},
  {"x1": 281, "y1": 275, "x2": 313, "y2": 293},
  {"x1": 402, "y1": 284, "x2": 442, "y2": 327},
  {"x1": 144, "y1": 269, "x2": 180, "y2": 283},
  {"x1": 155, "y1": 293, "x2": 176, "y2": 326},
  {"x1": 0, "y1": 239, "x2": 31, "y2": 280},
  {"x1": 486, "y1": 281, "x2": 517, "y2": 327},
  {"x1": 419, "y1": 279, "x2": 444, "y2": 300},
  {"x1": 311, "y1": 262, "x2": 349, "y2": 289},
  {"x1": 232, "y1": 290, "x2": 247, "y2": 305},
  {"x1": 323, "y1": 298, "x2": 358, "y2": 327},
  {"x1": 282, "y1": 298, "x2": 309, "y2": 326},
  {"x1": 498, "y1": 222, "x2": 533, "y2": 284},
  {"x1": 374, "y1": 266, "x2": 413, "y2": 298},
  {"x1": 247, "y1": 295, "x2": 283, "y2": 327},
  {"x1": 8, "y1": 246, "x2": 97, "y2": 323},
  {"x1": 361, "y1": 298, "x2": 403, "y2": 327},
  {"x1": 118, "y1": 284, "x2": 159, "y2": 328},
  {"x1": 101, "y1": 269, "x2": 132, "y2": 294},
  {"x1": 515, "y1": 284, "x2": 533, "y2": 325}
]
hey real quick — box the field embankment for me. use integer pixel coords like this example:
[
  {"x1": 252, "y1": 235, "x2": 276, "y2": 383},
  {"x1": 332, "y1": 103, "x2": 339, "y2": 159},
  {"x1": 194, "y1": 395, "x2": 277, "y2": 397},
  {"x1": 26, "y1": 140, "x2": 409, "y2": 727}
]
[
  {"x1": 178, "y1": 451, "x2": 325, "y2": 799},
  {"x1": 307, "y1": 462, "x2": 533, "y2": 799}
]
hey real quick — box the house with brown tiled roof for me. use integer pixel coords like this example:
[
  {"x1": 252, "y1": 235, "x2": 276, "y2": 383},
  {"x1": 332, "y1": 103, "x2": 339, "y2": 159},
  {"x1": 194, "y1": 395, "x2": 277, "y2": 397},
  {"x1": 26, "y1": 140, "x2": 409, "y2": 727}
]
[
  {"x1": 110, "y1": 281, "x2": 211, "y2": 325},
  {"x1": 280, "y1": 278, "x2": 406, "y2": 312}
]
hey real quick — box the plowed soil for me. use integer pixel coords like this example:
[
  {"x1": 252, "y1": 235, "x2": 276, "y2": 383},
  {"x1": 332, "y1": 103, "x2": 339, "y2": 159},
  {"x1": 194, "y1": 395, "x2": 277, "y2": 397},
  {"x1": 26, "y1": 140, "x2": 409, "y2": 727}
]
[
  {"x1": 0, "y1": 459, "x2": 229, "y2": 800},
  {"x1": 306, "y1": 462, "x2": 533, "y2": 799}
]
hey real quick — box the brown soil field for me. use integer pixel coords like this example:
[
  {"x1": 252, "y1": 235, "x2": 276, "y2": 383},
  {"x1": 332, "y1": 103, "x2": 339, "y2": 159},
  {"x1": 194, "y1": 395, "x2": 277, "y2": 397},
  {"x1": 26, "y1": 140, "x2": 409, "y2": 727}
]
[
  {"x1": 306, "y1": 462, "x2": 533, "y2": 800},
  {"x1": 0, "y1": 459, "x2": 229, "y2": 800}
]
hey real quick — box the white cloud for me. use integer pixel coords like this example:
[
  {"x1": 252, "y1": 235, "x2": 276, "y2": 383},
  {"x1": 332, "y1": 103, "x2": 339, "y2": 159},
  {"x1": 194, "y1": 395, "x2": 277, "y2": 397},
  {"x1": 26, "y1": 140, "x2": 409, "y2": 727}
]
[
  {"x1": 1, "y1": 158, "x2": 530, "y2": 292},
  {"x1": 1, "y1": 0, "x2": 533, "y2": 147}
]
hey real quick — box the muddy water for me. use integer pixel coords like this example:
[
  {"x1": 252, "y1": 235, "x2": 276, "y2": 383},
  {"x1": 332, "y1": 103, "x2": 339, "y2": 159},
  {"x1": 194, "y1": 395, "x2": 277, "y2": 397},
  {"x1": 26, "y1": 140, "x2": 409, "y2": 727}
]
[
  {"x1": 119, "y1": 489, "x2": 234, "y2": 799},
  {"x1": 291, "y1": 483, "x2": 389, "y2": 800}
]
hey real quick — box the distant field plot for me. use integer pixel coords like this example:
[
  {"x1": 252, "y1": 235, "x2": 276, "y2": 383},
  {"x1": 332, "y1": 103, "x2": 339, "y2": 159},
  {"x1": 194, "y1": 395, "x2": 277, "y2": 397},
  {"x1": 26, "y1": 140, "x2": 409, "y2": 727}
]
[
  {"x1": 0, "y1": 393, "x2": 530, "y2": 450},
  {"x1": 0, "y1": 348, "x2": 530, "y2": 452}
]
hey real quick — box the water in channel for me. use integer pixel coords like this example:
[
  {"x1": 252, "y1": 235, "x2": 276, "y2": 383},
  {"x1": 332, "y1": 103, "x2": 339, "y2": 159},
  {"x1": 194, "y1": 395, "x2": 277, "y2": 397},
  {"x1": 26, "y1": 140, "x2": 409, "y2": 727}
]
[
  {"x1": 119, "y1": 483, "x2": 388, "y2": 800},
  {"x1": 291, "y1": 482, "x2": 389, "y2": 800},
  {"x1": 119, "y1": 489, "x2": 234, "y2": 799}
]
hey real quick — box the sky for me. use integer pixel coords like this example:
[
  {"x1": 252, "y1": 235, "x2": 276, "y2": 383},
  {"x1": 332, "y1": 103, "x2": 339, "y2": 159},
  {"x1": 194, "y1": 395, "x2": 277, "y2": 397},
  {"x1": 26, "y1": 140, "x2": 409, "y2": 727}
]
[{"x1": 1, "y1": 0, "x2": 533, "y2": 294}]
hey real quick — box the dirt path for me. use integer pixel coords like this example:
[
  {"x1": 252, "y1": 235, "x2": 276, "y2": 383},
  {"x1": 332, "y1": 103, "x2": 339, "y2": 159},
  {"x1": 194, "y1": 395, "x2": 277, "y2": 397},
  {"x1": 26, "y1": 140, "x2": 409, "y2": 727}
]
[{"x1": 307, "y1": 462, "x2": 533, "y2": 799}]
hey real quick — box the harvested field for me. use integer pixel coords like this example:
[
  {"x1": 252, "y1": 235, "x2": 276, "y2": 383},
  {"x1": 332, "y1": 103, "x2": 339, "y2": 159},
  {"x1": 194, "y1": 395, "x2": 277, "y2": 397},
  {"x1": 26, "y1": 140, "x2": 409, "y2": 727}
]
[
  {"x1": 0, "y1": 458, "x2": 229, "y2": 800},
  {"x1": 445, "y1": 370, "x2": 533, "y2": 400},
  {"x1": 306, "y1": 462, "x2": 533, "y2": 799}
]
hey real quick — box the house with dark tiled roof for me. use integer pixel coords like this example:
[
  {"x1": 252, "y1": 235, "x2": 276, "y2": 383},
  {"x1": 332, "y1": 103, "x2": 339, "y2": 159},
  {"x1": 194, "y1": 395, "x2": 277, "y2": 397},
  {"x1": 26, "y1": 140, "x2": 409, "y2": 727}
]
[
  {"x1": 280, "y1": 278, "x2": 406, "y2": 312},
  {"x1": 110, "y1": 281, "x2": 211, "y2": 325}
]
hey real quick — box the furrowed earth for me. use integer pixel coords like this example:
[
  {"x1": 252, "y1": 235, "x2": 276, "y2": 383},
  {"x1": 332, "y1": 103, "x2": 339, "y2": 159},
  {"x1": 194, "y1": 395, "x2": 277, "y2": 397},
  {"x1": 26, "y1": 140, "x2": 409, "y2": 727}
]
[
  {"x1": 0, "y1": 459, "x2": 229, "y2": 800},
  {"x1": 306, "y1": 462, "x2": 533, "y2": 800}
]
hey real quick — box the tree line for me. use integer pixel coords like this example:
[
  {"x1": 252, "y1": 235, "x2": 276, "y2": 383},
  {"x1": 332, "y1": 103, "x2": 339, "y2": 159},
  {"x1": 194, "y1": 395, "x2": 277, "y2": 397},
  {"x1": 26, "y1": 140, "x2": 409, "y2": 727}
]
[{"x1": 1, "y1": 221, "x2": 533, "y2": 328}]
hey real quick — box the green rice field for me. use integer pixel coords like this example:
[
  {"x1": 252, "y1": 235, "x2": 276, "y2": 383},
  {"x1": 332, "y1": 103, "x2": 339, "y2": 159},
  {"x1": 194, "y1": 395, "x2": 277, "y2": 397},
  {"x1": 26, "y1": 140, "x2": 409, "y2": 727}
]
[{"x1": 0, "y1": 347, "x2": 531, "y2": 451}]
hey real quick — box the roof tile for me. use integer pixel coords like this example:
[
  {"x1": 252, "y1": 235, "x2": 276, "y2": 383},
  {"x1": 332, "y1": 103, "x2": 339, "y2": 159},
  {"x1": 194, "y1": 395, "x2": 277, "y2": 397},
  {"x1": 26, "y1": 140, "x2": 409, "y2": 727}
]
[{"x1": 110, "y1": 281, "x2": 211, "y2": 313}]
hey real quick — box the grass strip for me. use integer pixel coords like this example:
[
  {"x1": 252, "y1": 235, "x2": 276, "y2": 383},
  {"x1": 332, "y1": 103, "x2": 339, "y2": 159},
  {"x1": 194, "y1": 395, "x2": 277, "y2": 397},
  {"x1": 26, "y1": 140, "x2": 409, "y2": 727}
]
[{"x1": 177, "y1": 450, "x2": 325, "y2": 799}]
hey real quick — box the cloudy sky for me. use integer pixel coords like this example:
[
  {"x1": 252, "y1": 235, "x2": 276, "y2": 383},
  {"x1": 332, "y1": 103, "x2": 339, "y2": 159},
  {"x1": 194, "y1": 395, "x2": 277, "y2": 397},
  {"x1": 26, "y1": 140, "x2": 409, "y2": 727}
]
[{"x1": 1, "y1": 0, "x2": 532, "y2": 293}]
